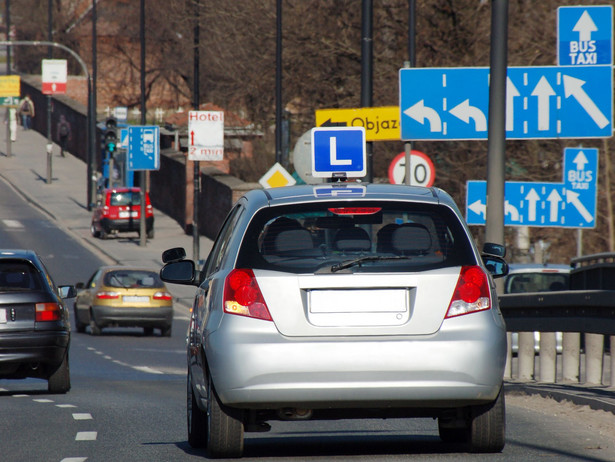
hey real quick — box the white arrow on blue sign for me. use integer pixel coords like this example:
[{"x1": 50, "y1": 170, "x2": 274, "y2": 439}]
[
  {"x1": 466, "y1": 147, "x2": 598, "y2": 229},
  {"x1": 558, "y1": 5, "x2": 612, "y2": 66},
  {"x1": 127, "y1": 126, "x2": 160, "y2": 171},
  {"x1": 399, "y1": 66, "x2": 612, "y2": 140},
  {"x1": 311, "y1": 126, "x2": 366, "y2": 178}
]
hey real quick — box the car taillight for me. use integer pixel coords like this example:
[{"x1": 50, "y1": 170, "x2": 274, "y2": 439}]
[
  {"x1": 153, "y1": 291, "x2": 172, "y2": 301},
  {"x1": 445, "y1": 265, "x2": 491, "y2": 318},
  {"x1": 223, "y1": 269, "x2": 272, "y2": 321},
  {"x1": 36, "y1": 302, "x2": 62, "y2": 322},
  {"x1": 96, "y1": 291, "x2": 120, "y2": 299}
]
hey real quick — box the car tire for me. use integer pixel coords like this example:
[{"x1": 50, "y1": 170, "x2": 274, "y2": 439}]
[
  {"x1": 74, "y1": 305, "x2": 87, "y2": 333},
  {"x1": 206, "y1": 375, "x2": 244, "y2": 459},
  {"x1": 147, "y1": 229, "x2": 154, "y2": 239},
  {"x1": 91, "y1": 223, "x2": 100, "y2": 238},
  {"x1": 467, "y1": 387, "x2": 506, "y2": 453},
  {"x1": 187, "y1": 372, "x2": 208, "y2": 448},
  {"x1": 48, "y1": 352, "x2": 71, "y2": 394},
  {"x1": 144, "y1": 327, "x2": 154, "y2": 336},
  {"x1": 161, "y1": 325, "x2": 172, "y2": 337},
  {"x1": 90, "y1": 316, "x2": 101, "y2": 336}
]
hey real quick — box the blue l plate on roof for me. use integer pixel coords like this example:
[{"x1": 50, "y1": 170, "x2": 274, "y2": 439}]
[
  {"x1": 313, "y1": 184, "x2": 366, "y2": 198},
  {"x1": 311, "y1": 127, "x2": 366, "y2": 178}
]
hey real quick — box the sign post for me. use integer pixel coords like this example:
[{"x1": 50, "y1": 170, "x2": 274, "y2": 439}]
[{"x1": 0, "y1": 75, "x2": 20, "y2": 158}]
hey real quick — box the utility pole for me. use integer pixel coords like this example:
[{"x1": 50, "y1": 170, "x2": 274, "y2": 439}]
[
  {"x1": 192, "y1": 0, "x2": 201, "y2": 263},
  {"x1": 139, "y1": 0, "x2": 147, "y2": 247},
  {"x1": 361, "y1": 0, "x2": 373, "y2": 182}
]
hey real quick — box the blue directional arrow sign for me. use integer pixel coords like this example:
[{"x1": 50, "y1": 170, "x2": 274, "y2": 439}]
[
  {"x1": 466, "y1": 148, "x2": 597, "y2": 229},
  {"x1": 399, "y1": 66, "x2": 612, "y2": 140},
  {"x1": 558, "y1": 5, "x2": 612, "y2": 66},
  {"x1": 311, "y1": 126, "x2": 366, "y2": 178},
  {"x1": 127, "y1": 126, "x2": 160, "y2": 171}
]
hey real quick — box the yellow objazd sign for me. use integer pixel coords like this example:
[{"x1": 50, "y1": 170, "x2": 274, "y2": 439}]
[
  {"x1": 0, "y1": 75, "x2": 21, "y2": 97},
  {"x1": 315, "y1": 106, "x2": 400, "y2": 141}
]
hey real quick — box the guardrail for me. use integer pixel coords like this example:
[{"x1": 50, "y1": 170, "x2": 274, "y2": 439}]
[{"x1": 499, "y1": 290, "x2": 615, "y2": 387}]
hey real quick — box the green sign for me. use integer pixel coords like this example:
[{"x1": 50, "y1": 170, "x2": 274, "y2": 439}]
[{"x1": 0, "y1": 96, "x2": 19, "y2": 107}]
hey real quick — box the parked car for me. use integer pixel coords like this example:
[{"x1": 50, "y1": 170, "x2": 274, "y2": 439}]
[
  {"x1": 0, "y1": 249, "x2": 75, "y2": 393},
  {"x1": 91, "y1": 187, "x2": 154, "y2": 239},
  {"x1": 504, "y1": 263, "x2": 570, "y2": 354},
  {"x1": 160, "y1": 183, "x2": 509, "y2": 458},
  {"x1": 74, "y1": 266, "x2": 173, "y2": 336}
]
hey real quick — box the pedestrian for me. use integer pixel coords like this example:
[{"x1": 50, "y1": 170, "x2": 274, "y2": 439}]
[
  {"x1": 56, "y1": 115, "x2": 71, "y2": 157},
  {"x1": 18, "y1": 95, "x2": 35, "y2": 130}
]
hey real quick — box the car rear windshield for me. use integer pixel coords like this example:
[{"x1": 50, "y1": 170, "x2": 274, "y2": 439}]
[
  {"x1": 104, "y1": 270, "x2": 164, "y2": 288},
  {"x1": 0, "y1": 260, "x2": 44, "y2": 291},
  {"x1": 505, "y1": 272, "x2": 569, "y2": 293},
  {"x1": 236, "y1": 201, "x2": 477, "y2": 273},
  {"x1": 110, "y1": 191, "x2": 141, "y2": 206}
]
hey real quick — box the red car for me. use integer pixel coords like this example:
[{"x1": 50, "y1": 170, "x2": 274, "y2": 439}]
[{"x1": 91, "y1": 187, "x2": 154, "y2": 239}]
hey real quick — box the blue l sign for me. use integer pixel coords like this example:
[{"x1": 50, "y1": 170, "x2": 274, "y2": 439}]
[
  {"x1": 311, "y1": 127, "x2": 366, "y2": 178},
  {"x1": 558, "y1": 6, "x2": 612, "y2": 66},
  {"x1": 128, "y1": 126, "x2": 160, "y2": 171}
]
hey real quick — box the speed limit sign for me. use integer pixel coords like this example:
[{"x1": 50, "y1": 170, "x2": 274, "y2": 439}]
[{"x1": 388, "y1": 150, "x2": 435, "y2": 186}]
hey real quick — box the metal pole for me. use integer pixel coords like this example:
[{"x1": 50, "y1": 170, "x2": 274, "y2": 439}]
[
  {"x1": 275, "y1": 0, "x2": 282, "y2": 166},
  {"x1": 484, "y1": 0, "x2": 509, "y2": 248},
  {"x1": 4, "y1": 0, "x2": 11, "y2": 158},
  {"x1": 46, "y1": 0, "x2": 53, "y2": 184},
  {"x1": 404, "y1": 0, "x2": 416, "y2": 186},
  {"x1": 90, "y1": 0, "x2": 97, "y2": 208},
  {"x1": 139, "y1": 0, "x2": 147, "y2": 246},
  {"x1": 361, "y1": 0, "x2": 373, "y2": 182},
  {"x1": 192, "y1": 0, "x2": 201, "y2": 262}
]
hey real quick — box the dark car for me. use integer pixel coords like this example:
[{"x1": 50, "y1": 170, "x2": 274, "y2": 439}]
[
  {"x1": 0, "y1": 249, "x2": 75, "y2": 393},
  {"x1": 161, "y1": 183, "x2": 509, "y2": 458},
  {"x1": 91, "y1": 187, "x2": 154, "y2": 239}
]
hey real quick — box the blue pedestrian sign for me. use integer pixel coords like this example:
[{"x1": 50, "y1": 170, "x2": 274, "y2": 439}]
[
  {"x1": 311, "y1": 126, "x2": 366, "y2": 178},
  {"x1": 127, "y1": 126, "x2": 160, "y2": 171},
  {"x1": 558, "y1": 6, "x2": 612, "y2": 66},
  {"x1": 466, "y1": 147, "x2": 598, "y2": 229},
  {"x1": 399, "y1": 66, "x2": 612, "y2": 140}
]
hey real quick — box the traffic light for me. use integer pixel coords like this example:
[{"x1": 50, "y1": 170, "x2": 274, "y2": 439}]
[{"x1": 104, "y1": 117, "x2": 118, "y2": 156}]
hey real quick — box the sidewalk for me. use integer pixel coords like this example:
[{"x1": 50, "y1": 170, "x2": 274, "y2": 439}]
[
  {"x1": 0, "y1": 124, "x2": 210, "y2": 309},
  {"x1": 1, "y1": 124, "x2": 614, "y2": 416}
]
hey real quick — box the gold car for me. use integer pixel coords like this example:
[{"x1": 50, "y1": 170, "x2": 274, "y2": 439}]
[{"x1": 74, "y1": 266, "x2": 173, "y2": 336}]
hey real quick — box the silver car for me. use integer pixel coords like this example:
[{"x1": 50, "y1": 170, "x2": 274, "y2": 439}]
[{"x1": 161, "y1": 183, "x2": 509, "y2": 458}]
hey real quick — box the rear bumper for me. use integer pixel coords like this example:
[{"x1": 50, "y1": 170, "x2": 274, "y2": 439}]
[
  {"x1": 100, "y1": 216, "x2": 154, "y2": 233},
  {"x1": 203, "y1": 312, "x2": 507, "y2": 410},
  {"x1": 0, "y1": 331, "x2": 69, "y2": 370},
  {"x1": 92, "y1": 305, "x2": 172, "y2": 328}
]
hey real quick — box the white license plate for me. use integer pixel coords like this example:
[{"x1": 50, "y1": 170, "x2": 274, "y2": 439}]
[
  {"x1": 0, "y1": 308, "x2": 6, "y2": 323},
  {"x1": 119, "y1": 211, "x2": 138, "y2": 218},
  {"x1": 123, "y1": 296, "x2": 149, "y2": 303}
]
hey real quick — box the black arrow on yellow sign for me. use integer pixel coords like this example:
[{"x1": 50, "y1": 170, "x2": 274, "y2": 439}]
[{"x1": 320, "y1": 118, "x2": 347, "y2": 127}]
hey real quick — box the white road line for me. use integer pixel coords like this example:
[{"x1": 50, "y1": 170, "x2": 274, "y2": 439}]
[
  {"x1": 133, "y1": 366, "x2": 164, "y2": 374},
  {"x1": 61, "y1": 458, "x2": 88, "y2": 462},
  {"x1": 56, "y1": 404, "x2": 77, "y2": 408},
  {"x1": 75, "y1": 431, "x2": 97, "y2": 441},
  {"x1": 72, "y1": 413, "x2": 93, "y2": 420},
  {"x1": 33, "y1": 398, "x2": 54, "y2": 403},
  {"x1": 12, "y1": 394, "x2": 29, "y2": 398},
  {"x1": 2, "y1": 219, "x2": 23, "y2": 228}
]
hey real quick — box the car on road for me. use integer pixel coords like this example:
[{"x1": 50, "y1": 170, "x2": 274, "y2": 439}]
[
  {"x1": 160, "y1": 183, "x2": 509, "y2": 458},
  {"x1": 504, "y1": 263, "x2": 570, "y2": 354},
  {"x1": 91, "y1": 187, "x2": 154, "y2": 239},
  {"x1": 74, "y1": 266, "x2": 173, "y2": 336},
  {"x1": 0, "y1": 249, "x2": 75, "y2": 393}
]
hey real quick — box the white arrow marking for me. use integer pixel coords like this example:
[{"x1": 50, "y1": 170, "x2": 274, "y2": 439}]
[
  {"x1": 531, "y1": 77, "x2": 556, "y2": 131},
  {"x1": 449, "y1": 99, "x2": 487, "y2": 131},
  {"x1": 403, "y1": 100, "x2": 442, "y2": 132},
  {"x1": 505, "y1": 201, "x2": 520, "y2": 221},
  {"x1": 547, "y1": 189, "x2": 563, "y2": 222},
  {"x1": 563, "y1": 75, "x2": 609, "y2": 129},
  {"x1": 573, "y1": 11, "x2": 598, "y2": 43},
  {"x1": 506, "y1": 77, "x2": 520, "y2": 132},
  {"x1": 329, "y1": 136, "x2": 351, "y2": 166},
  {"x1": 573, "y1": 150, "x2": 589, "y2": 171},
  {"x1": 566, "y1": 190, "x2": 593, "y2": 223},
  {"x1": 525, "y1": 188, "x2": 540, "y2": 221},
  {"x1": 468, "y1": 200, "x2": 486, "y2": 217}
]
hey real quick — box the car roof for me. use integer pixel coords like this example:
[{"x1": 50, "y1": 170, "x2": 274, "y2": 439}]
[
  {"x1": 507, "y1": 263, "x2": 571, "y2": 274},
  {"x1": 241, "y1": 184, "x2": 453, "y2": 211},
  {"x1": 0, "y1": 249, "x2": 40, "y2": 261},
  {"x1": 105, "y1": 187, "x2": 142, "y2": 194}
]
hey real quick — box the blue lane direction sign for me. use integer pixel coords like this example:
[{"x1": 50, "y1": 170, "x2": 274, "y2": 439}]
[
  {"x1": 399, "y1": 66, "x2": 612, "y2": 140},
  {"x1": 558, "y1": 6, "x2": 613, "y2": 66},
  {"x1": 466, "y1": 148, "x2": 597, "y2": 229},
  {"x1": 311, "y1": 127, "x2": 366, "y2": 178},
  {"x1": 128, "y1": 126, "x2": 160, "y2": 171}
]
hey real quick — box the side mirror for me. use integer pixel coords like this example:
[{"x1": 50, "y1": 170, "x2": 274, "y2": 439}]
[
  {"x1": 160, "y1": 260, "x2": 200, "y2": 286},
  {"x1": 482, "y1": 255, "x2": 509, "y2": 279},
  {"x1": 482, "y1": 242, "x2": 506, "y2": 258},
  {"x1": 59, "y1": 285, "x2": 77, "y2": 299},
  {"x1": 162, "y1": 247, "x2": 186, "y2": 264}
]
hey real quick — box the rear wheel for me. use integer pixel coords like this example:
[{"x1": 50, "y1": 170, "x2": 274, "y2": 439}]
[
  {"x1": 160, "y1": 325, "x2": 172, "y2": 337},
  {"x1": 90, "y1": 223, "x2": 100, "y2": 238},
  {"x1": 187, "y1": 372, "x2": 207, "y2": 448},
  {"x1": 468, "y1": 387, "x2": 506, "y2": 453},
  {"x1": 147, "y1": 229, "x2": 154, "y2": 239},
  {"x1": 74, "y1": 305, "x2": 87, "y2": 333},
  {"x1": 89, "y1": 311, "x2": 101, "y2": 335},
  {"x1": 143, "y1": 327, "x2": 154, "y2": 336},
  {"x1": 48, "y1": 352, "x2": 71, "y2": 394},
  {"x1": 206, "y1": 375, "x2": 244, "y2": 458}
]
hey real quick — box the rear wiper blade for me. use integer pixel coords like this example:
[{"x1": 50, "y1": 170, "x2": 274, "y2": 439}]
[{"x1": 331, "y1": 255, "x2": 410, "y2": 272}]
